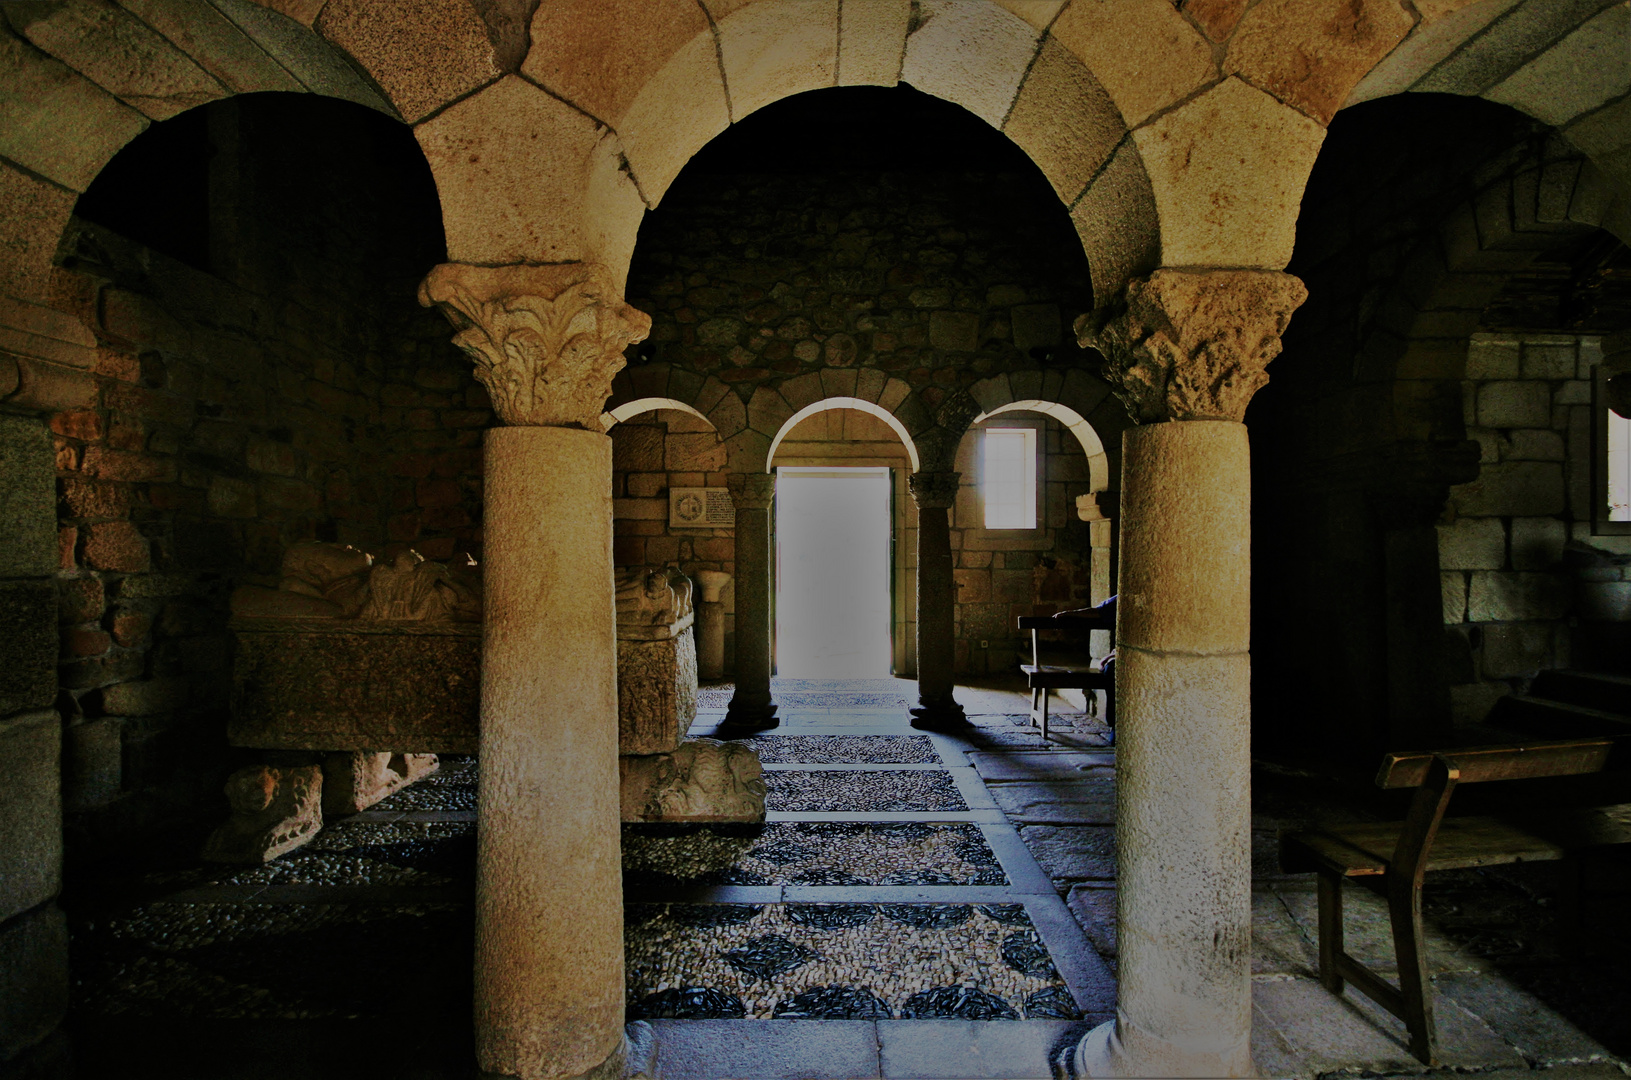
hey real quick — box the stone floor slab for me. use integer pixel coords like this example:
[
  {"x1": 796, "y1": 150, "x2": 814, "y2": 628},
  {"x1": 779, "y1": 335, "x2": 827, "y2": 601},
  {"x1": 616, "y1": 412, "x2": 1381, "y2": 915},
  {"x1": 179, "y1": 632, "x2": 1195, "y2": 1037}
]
[
  {"x1": 1251, "y1": 973, "x2": 1526, "y2": 1076},
  {"x1": 876, "y1": 1019, "x2": 1080, "y2": 1078},
  {"x1": 1015, "y1": 824, "x2": 1115, "y2": 883},
  {"x1": 1433, "y1": 970, "x2": 1619, "y2": 1065},
  {"x1": 986, "y1": 782, "x2": 1115, "y2": 825},
  {"x1": 650, "y1": 1019, "x2": 882, "y2": 1079},
  {"x1": 968, "y1": 752, "x2": 1116, "y2": 782}
]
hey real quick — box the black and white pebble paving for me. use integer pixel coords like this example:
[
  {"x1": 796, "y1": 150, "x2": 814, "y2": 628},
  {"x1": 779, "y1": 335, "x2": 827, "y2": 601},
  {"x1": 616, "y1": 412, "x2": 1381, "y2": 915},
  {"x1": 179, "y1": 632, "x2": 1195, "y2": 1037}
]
[
  {"x1": 622, "y1": 822, "x2": 1006, "y2": 886},
  {"x1": 747, "y1": 735, "x2": 938, "y2": 764},
  {"x1": 764, "y1": 769, "x2": 967, "y2": 812},
  {"x1": 369, "y1": 756, "x2": 479, "y2": 812},
  {"x1": 624, "y1": 903, "x2": 1076, "y2": 1021}
]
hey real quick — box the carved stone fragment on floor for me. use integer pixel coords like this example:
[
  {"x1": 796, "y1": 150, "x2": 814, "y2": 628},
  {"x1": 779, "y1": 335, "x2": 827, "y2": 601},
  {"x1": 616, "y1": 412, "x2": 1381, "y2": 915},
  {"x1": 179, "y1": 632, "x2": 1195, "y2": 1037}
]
[
  {"x1": 321, "y1": 751, "x2": 439, "y2": 816},
  {"x1": 201, "y1": 764, "x2": 323, "y2": 863},
  {"x1": 620, "y1": 738, "x2": 766, "y2": 823}
]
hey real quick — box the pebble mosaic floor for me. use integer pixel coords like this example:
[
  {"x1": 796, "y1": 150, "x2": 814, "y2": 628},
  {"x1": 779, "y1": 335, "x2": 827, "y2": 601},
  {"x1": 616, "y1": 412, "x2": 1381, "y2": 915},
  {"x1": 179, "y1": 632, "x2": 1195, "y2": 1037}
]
[
  {"x1": 67, "y1": 699, "x2": 1085, "y2": 1031},
  {"x1": 763, "y1": 768, "x2": 967, "y2": 812},
  {"x1": 623, "y1": 902, "x2": 1077, "y2": 1020},
  {"x1": 622, "y1": 822, "x2": 1007, "y2": 886}
]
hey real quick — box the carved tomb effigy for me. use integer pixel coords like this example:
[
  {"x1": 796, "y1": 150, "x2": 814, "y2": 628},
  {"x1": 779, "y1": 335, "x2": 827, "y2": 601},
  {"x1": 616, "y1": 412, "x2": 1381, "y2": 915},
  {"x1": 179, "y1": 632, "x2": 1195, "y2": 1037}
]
[
  {"x1": 615, "y1": 566, "x2": 765, "y2": 823},
  {"x1": 229, "y1": 542, "x2": 482, "y2": 754}
]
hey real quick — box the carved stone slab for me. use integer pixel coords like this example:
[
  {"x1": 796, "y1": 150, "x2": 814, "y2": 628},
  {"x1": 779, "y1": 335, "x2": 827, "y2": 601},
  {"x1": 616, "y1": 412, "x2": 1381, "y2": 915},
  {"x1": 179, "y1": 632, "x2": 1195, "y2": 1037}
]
[
  {"x1": 322, "y1": 751, "x2": 440, "y2": 816},
  {"x1": 202, "y1": 764, "x2": 322, "y2": 863},
  {"x1": 617, "y1": 628, "x2": 696, "y2": 756},
  {"x1": 619, "y1": 738, "x2": 766, "y2": 823},
  {"x1": 230, "y1": 620, "x2": 480, "y2": 753}
]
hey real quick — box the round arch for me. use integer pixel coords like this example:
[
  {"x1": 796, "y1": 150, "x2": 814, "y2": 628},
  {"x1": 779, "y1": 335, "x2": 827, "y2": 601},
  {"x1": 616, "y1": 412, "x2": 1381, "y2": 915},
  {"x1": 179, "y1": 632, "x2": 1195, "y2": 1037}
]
[
  {"x1": 600, "y1": 397, "x2": 713, "y2": 431},
  {"x1": 766, "y1": 398, "x2": 920, "y2": 473},
  {"x1": 974, "y1": 400, "x2": 1110, "y2": 493}
]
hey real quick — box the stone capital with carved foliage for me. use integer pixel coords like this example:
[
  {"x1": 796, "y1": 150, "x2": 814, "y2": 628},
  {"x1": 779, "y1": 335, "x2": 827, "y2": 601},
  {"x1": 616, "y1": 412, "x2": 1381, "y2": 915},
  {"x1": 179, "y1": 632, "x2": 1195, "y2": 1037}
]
[
  {"x1": 1074, "y1": 269, "x2": 1307, "y2": 425},
  {"x1": 418, "y1": 262, "x2": 651, "y2": 429},
  {"x1": 726, "y1": 472, "x2": 776, "y2": 511},
  {"x1": 908, "y1": 471, "x2": 961, "y2": 510}
]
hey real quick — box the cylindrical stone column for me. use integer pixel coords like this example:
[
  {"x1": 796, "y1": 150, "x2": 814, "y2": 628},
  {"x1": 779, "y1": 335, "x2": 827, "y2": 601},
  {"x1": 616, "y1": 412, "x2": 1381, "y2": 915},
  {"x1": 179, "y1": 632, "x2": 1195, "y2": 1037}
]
[
  {"x1": 478, "y1": 426, "x2": 624, "y2": 1079},
  {"x1": 908, "y1": 471, "x2": 966, "y2": 729},
  {"x1": 419, "y1": 260, "x2": 651, "y2": 1080},
  {"x1": 721, "y1": 473, "x2": 777, "y2": 734},
  {"x1": 694, "y1": 570, "x2": 731, "y2": 681},
  {"x1": 1077, "y1": 421, "x2": 1252, "y2": 1077}
]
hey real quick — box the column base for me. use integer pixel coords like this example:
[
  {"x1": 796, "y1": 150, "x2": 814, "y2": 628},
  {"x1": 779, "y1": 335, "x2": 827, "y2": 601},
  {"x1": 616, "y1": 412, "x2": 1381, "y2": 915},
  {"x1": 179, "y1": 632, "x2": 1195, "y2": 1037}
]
[
  {"x1": 718, "y1": 701, "x2": 779, "y2": 736},
  {"x1": 480, "y1": 1020, "x2": 654, "y2": 1080},
  {"x1": 908, "y1": 699, "x2": 968, "y2": 731},
  {"x1": 1075, "y1": 1015, "x2": 1254, "y2": 1078}
]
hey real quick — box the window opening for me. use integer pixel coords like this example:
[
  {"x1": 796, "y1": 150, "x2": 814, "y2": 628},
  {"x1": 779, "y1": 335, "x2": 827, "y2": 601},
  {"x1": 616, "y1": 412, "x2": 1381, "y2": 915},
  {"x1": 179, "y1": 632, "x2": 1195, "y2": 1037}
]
[
  {"x1": 1610, "y1": 406, "x2": 1631, "y2": 523},
  {"x1": 982, "y1": 427, "x2": 1036, "y2": 530}
]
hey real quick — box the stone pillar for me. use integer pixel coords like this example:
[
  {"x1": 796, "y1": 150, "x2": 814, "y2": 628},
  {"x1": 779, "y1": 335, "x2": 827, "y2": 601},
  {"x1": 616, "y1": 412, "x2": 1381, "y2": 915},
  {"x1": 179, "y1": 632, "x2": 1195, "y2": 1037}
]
[
  {"x1": 420, "y1": 262, "x2": 650, "y2": 1080},
  {"x1": 694, "y1": 570, "x2": 731, "y2": 680},
  {"x1": 720, "y1": 473, "x2": 778, "y2": 734},
  {"x1": 908, "y1": 471, "x2": 966, "y2": 729},
  {"x1": 1072, "y1": 269, "x2": 1306, "y2": 1078}
]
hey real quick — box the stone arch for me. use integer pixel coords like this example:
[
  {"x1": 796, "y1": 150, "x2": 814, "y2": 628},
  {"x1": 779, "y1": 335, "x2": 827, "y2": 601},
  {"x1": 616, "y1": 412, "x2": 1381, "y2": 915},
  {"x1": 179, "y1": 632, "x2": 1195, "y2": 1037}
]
[
  {"x1": 1345, "y1": 1, "x2": 1631, "y2": 206},
  {"x1": 765, "y1": 397, "x2": 920, "y2": 473},
  {"x1": 0, "y1": 0, "x2": 434, "y2": 310},
  {"x1": 600, "y1": 397, "x2": 712, "y2": 431},
  {"x1": 965, "y1": 368, "x2": 1128, "y2": 486},
  {"x1": 413, "y1": 0, "x2": 1168, "y2": 300},
  {"x1": 975, "y1": 400, "x2": 1111, "y2": 494},
  {"x1": 1357, "y1": 140, "x2": 1624, "y2": 442}
]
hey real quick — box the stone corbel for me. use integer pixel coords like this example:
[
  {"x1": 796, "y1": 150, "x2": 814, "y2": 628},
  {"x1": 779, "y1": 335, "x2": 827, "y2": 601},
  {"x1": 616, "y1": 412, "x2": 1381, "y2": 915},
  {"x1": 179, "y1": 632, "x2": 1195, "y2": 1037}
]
[
  {"x1": 418, "y1": 262, "x2": 651, "y2": 428},
  {"x1": 907, "y1": 471, "x2": 960, "y2": 510},
  {"x1": 1075, "y1": 268, "x2": 1308, "y2": 424}
]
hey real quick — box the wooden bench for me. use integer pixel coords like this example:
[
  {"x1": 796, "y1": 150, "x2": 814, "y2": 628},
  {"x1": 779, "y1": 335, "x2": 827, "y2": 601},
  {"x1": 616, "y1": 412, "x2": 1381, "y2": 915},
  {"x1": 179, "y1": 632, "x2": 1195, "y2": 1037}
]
[
  {"x1": 1016, "y1": 614, "x2": 1113, "y2": 739},
  {"x1": 1279, "y1": 738, "x2": 1631, "y2": 1065}
]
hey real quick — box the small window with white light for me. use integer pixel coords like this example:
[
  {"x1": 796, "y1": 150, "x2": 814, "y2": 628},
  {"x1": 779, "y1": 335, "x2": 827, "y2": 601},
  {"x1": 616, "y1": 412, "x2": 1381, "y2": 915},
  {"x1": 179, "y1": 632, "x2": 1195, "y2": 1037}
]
[
  {"x1": 1610, "y1": 406, "x2": 1631, "y2": 523},
  {"x1": 982, "y1": 427, "x2": 1036, "y2": 530}
]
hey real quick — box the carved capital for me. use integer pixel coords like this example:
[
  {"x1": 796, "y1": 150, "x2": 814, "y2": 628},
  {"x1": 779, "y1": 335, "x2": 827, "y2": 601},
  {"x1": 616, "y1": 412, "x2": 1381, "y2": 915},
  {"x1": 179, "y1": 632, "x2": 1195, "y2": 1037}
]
[
  {"x1": 418, "y1": 262, "x2": 651, "y2": 428},
  {"x1": 908, "y1": 471, "x2": 961, "y2": 510},
  {"x1": 1075, "y1": 269, "x2": 1307, "y2": 424},
  {"x1": 726, "y1": 472, "x2": 776, "y2": 511}
]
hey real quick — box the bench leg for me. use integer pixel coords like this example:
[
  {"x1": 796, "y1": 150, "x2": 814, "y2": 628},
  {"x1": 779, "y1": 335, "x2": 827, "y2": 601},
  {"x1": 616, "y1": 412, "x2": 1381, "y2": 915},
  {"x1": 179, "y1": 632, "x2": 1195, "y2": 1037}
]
[
  {"x1": 1316, "y1": 870, "x2": 1344, "y2": 995},
  {"x1": 1388, "y1": 877, "x2": 1439, "y2": 1066},
  {"x1": 1039, "y1": 687, "x2": 1049, "y2": 740}
]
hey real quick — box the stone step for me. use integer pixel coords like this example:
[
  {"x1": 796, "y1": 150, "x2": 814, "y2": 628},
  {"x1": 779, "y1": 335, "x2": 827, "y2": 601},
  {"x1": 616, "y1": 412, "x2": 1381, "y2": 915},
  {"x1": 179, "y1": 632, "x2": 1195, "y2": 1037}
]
[{"x1": 967, "y1": 752, "x2": 1115, "y2": 782}]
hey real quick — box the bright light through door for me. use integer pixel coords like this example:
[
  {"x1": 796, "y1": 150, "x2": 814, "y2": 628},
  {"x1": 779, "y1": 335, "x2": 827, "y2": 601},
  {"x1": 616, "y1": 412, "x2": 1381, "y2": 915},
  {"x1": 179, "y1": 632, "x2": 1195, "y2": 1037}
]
[{"x1": 775, "y1": 467, "x2": 892, "y2": 678}]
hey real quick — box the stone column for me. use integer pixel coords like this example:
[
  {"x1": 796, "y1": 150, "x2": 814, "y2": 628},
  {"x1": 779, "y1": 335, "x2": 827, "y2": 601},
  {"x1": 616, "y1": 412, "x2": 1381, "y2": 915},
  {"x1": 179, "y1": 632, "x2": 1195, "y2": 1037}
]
[
  {"x1": 720, "y1": 473, "x2": 778, "y2": 734},
  {"x1": 694, "y1": 570, "x2": 731, "y2": 680},
  {"x1": 908, "y1": 471, "x2": 966, "y2": 729},
  {"x1": 1072, "y1": 269, "x2": 1306, "y2": 1078},
  {"x1": 420, "y1": 262, "x2": 650, "y2": 1080}
]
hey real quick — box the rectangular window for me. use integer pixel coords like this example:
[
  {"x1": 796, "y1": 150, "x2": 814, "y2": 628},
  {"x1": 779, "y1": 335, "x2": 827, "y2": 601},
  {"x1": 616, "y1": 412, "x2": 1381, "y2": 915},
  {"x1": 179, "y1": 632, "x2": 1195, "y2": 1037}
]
[
  {"x1": 1611, "y1": 406, "x2": 1631, "y2": 522},
  {"x1": 982, "y1": 427, "x2": 1036, "y2": 529}
]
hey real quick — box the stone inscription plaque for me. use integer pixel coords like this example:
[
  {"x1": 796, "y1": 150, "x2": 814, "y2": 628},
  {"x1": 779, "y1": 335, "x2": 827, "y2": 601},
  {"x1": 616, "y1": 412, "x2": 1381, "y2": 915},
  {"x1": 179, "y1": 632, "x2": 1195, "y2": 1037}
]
[{"x1": 670, "y1": 487, "x2": 734, "y2": 528}]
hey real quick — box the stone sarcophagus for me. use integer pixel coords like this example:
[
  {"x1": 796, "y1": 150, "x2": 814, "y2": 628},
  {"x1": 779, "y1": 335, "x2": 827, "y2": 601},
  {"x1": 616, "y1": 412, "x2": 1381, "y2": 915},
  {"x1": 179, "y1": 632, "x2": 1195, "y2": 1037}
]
[
  {"x1": 230, "y1": 543, "x2": 481, "y2": 754},
  {"x1": 615, "y1": 566, "x2": 697, "y2": 755}
]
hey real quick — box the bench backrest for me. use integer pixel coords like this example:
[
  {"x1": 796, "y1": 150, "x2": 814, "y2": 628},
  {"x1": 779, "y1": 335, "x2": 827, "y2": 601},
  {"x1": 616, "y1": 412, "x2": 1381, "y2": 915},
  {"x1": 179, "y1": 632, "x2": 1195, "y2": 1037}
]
[{"x1": 1376, "y1": 738, "x2": 1616, "y2": 789}]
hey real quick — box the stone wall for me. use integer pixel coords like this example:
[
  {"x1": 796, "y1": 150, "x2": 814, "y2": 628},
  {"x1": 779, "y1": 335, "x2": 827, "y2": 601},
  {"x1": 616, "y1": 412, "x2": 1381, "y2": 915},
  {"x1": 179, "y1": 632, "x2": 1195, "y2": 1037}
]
[
  {"x1": 1441, "y1": 333, "x2": 1610, "y2": 724},
  {"x1": 612, "y1": 410, "x2": 736, "y2": 672},
  {"x1": 0, "y1": 415, "x2": 67, "y2": 1069},
  {"x1": 2, "y1": 96, "x2": 480, "y2": 858},
  {"x1": 624, "y1": 163, "x2": 1094, "y2": 410}
]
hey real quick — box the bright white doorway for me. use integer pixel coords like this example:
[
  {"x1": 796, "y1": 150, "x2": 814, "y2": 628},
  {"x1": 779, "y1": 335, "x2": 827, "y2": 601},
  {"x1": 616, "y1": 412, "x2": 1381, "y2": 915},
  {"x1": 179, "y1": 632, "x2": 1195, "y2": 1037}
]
[{"x1": 774, "y1": 466, "x2": 893, "y2": 678}]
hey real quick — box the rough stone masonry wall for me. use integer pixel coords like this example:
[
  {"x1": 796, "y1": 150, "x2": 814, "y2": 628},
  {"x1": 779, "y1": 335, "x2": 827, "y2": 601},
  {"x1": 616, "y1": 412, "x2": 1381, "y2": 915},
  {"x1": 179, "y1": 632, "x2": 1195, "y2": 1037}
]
[
  {"x1": 625, "y1": 168, "x2": 1092, "y2": 396},
  {"x1": 1441, "y1": 333, "x2": 1609, "y2": 725},
  {"x1": 0, "y1": 415, "x2": 68, "y2": 1069},
  {"x1": 612, "y1": 410, "x2": 736, "y2": 671},
  {"x1": 2, "y1": 101, "x2": 484, "y2": 860}
]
